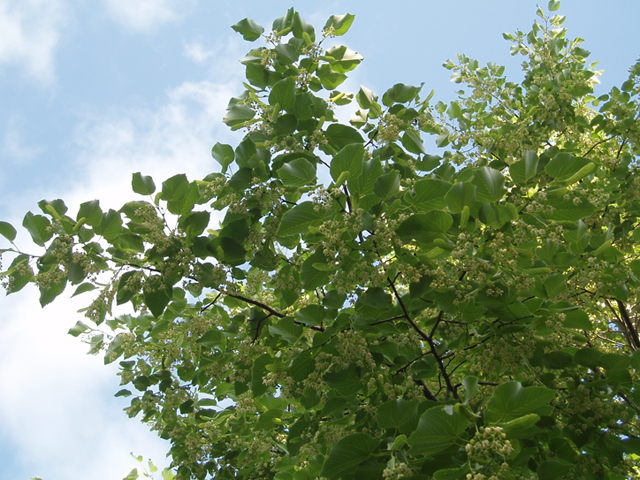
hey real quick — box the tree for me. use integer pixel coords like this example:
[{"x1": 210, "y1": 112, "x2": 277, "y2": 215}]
[{"x1": 2, "y1": 2, "x2": 640, "y2": 479}]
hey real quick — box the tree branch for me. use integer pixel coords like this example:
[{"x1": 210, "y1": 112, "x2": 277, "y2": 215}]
[
  {"x1": 387, "y1": 277, "x2": 459, "y2": 400},
  {"x1": 201, "y1": 292, "x2": 222, "y2": 312},
  {"x1": 414, "y1": 379, "x2": 438, "y2": 401},
  {"x1": 393, "y1": 351, "x2": 432, "y2": 376},
  {"x1": 617, "y1": 299, "x2": 640, "y2": 350},
  {"x1": 251, "y1": 314, "x2": 272, "y2": 344},
  {"x1": 368, "y1": 314, "x2": 406, "y2": 326},
  {"x1": 228, "y1": 293, "x2": 285, "y2": 318}
]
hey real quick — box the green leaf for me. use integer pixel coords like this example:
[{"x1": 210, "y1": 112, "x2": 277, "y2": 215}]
[
  {"x1": 546, "y1": 195, "x2": 596, "y2": 221},
  {"x1": 632, "y1": 349, "x2": 640, "y2": 370},
  {"x1": 211, "y1": 143, "x2": 235, "y2": 173},
  {"x1": 472, "y1": 167, "x2": 506, "y2": 203},
  {"x1": 324, "y1": 45, "x2": 363, "y2": 74},
  {"x1": 268, "y1": 317, "x2": 303, "y2": 344},
  {"x1": 77, "y1": 200, "x2": 103, "y2": 227},
  {"x1": 376, "y1": 398, "x2": 420, "y2": 434},
  {"x1": 538, "y1": 460, "x2": 573, "y2": 480},
  {"x1": 231, "y1": 18, "x2": 264, "y2": 41},
  {"x1": 432, "y1": 466, "x2": 471, "y2": 480},
  {"x1": 4, "y1": 254, "x2": 33, "y2": 293},
  {"x1": 196, "y1": 329, "x2": 226, "y2": 350},
  {"x1": 445, "y1": 182, "x2": 476, "y2": 214},
  {"x1": 463, "y1": 376, "x2": 479, "y2": 404},
  {"x1": 72, "y1": 282, "x2": 97, "y2": 297},
  {"x1": 114, "y1": 389, "x2": 131, "y2": 398},
  {"x1": 543, "y1": 273, "x2": 567, "y2": 299},
  {"x1": 447, "y1": 101, "x2": 462, "y2": 120},
  {"x1": 269, "y1": 77, "x2": 296, "y2": 111},
  {"x1": 301, "y1": 250, "x2": 332, "y2": 290},
  {"x1": 117, "y1": 271, "x2": 139, "y2": 305},
  {"x1": 382, "y1": 83, "x2": 422, "y2": 107},
  {"x1": 234, "y1": 138, "x2": 260, "y2": 169},
  {"x1": 160, "y1": 174, "x2": 200, "y2": 215},
  {"x1": 323, "y1": 123, "x2": 364, "y2": 152},
  {"x1": 252, "y1": 354, "x2": 272, "y2": 396},
  {"x1": 356, "y1": 85, "x2": 375, "y2": 109},
  {"x1": 272, "y1": 8, "x2": 294, "y2": 31},
  {"x1": 323, "y1": 13, "x2": 355, "y2": 36},
  {"x1": 223, "y1": 104, "x2": 255, "y2": 129},
  {"x1": 574, "y1": 348, "x2": 603, "y2": 368},
  {"x1": 548, "y1": 0, "x2": 561, "y2": 11},
  {"x1": 179, "y1": 211, "x2": 210, "y2": 237},
  {"x1": 600, "y1": 353, "x2": 631, "y2": 372},
  {"x1": 485, "y1": 382, "x2": 556, "y2": 424},
  {"x1": 39, "y1": 276, "x2": 67, "y2": 307},
  {"x1": 349, "y1": 157, "x2": 384, "y2": 196},
  {"x1": 131, "y1": 172, "x2": 156, "y2": 195},
  {"x1": 277, "y1": 158, "x2": 317, "y2": 186},
  {"x1": 68, "y1": 320, "x2": 90, "y2": 337},
  {"x1": 415, "y1": 154, "x2": 442, "y2": 172},
  {"x1": 295, "y1": 305, "x2": 327, "y2": 327},
  {"x1": 277, "y1": 202, "x2": 326, "y2": 236},
  {"x1": 510, "y1": 151, "x2": 539, "y2": 185},
  {"x1": 143, "y1": 276, "x2": 172, "y2": 318},
  {"x1": 553, "y1": 303, "x2": 592, "y2": 330},
  {"x1": 330, "y1": 143, "x2": 365, "y2": 182},
  {"x1": 0, "y1": 221, "x2": 17, "y2": 242},
  {"x1": 274, "y1": 43, "x2": 299, "y2": 65},
  {"x1": 542, "y1": 351, "x2": 573, "y2": 369},
  {"x1": 478, "y1": 203, "x2": 514, "y2": 229},
  {"x1": 545, "y1": 153, "x2": 593, "y2": 182},
  {"x1": 373, "y1": 170, "x2": 401, "y2": 200},
  {"x1": 317, "y1": 64, "x2": 347, "y2": 90},
  {"x1": 321, "y1": 433, "x2": 379, "y2": 480},
  {"x1": 406, "y1": 178, "x2": 451, "y2": 211},
  {"x1": 292, "y1": 12, "x2": 315, "y2": 42},
  {"x1": 38, "y1": 199, "x2": 68, "y2": 218},
  {"x1": 209, "y1": 237, "x2": 247, "y2": 267},
  {"x1": 396, "y1": 211, "x2": 453, "y2": 245},
  {"x1": 97, "y1": 209, "x2": 123, "y2": 241},
  {"x1": 500, "y1": 413, "x2": 540, "y2": 436},
  {"x1": 402, "y1": 129, "x2": 426, "y2": 154},
  {"x1": 290, "y1": 350, "x2": 315, "y2": 382},
  {"x1": 22, "y1": 212, "x2": 52, "y2": 246},
  {"x1": 407, "y1": 406, "x2": 471, "y2": 456}
]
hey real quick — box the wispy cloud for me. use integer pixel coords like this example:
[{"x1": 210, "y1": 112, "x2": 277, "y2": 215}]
[
  {"x1": 183, "y1": 40, "x2": 220, "y2": 64},
  {"x1": 0, "y1": 0, "x2": 66, "y2": 82},
  {"x1": 102, "y1": 0, "x2": 193, "y2": 32},
  {"x1": 69, "y1": 78, "x2": 242, "y2": 212}
]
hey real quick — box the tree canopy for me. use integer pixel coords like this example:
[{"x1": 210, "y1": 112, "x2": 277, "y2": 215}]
[{"x1": 2, "y1": 2, "x2": 640, "y2": 479}]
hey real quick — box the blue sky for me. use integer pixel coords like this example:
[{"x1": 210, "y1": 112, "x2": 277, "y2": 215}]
[{"x1": 0, "y1": 1, "x2": 638, "y2": 479}]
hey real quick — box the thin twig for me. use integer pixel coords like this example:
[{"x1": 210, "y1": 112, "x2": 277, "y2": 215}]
[{"x1": 201, "y1": 292, "x2": 222, "y2": 312}]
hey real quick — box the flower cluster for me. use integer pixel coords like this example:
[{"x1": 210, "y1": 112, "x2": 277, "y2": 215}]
[{"x1": 466, "y1": 426, "x2": 514, "y2": 479}]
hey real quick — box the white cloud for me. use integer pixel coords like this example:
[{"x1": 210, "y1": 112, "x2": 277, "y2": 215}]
[
  {"x1": 0, "y1": 289, "x2": 171, "y2": 480},
  {"x1": 183, "y1": 40, "x2": 219, "y2": 64},
  {"x1": 0, "y1": 0, "x2": 66, "y2": 81},
  {"x1": 102, "y1": 0, "x2": 193, "y2": 32}
]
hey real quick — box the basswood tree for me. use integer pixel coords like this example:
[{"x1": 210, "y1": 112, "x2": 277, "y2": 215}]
[{"x1": 2, "y1": 2, "x2": 640, "y2": 479}]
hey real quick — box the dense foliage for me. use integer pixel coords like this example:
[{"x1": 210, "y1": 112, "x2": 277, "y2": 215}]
[{"x1": 2, "y1": 2, "x2": 640, "y2": 479}]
